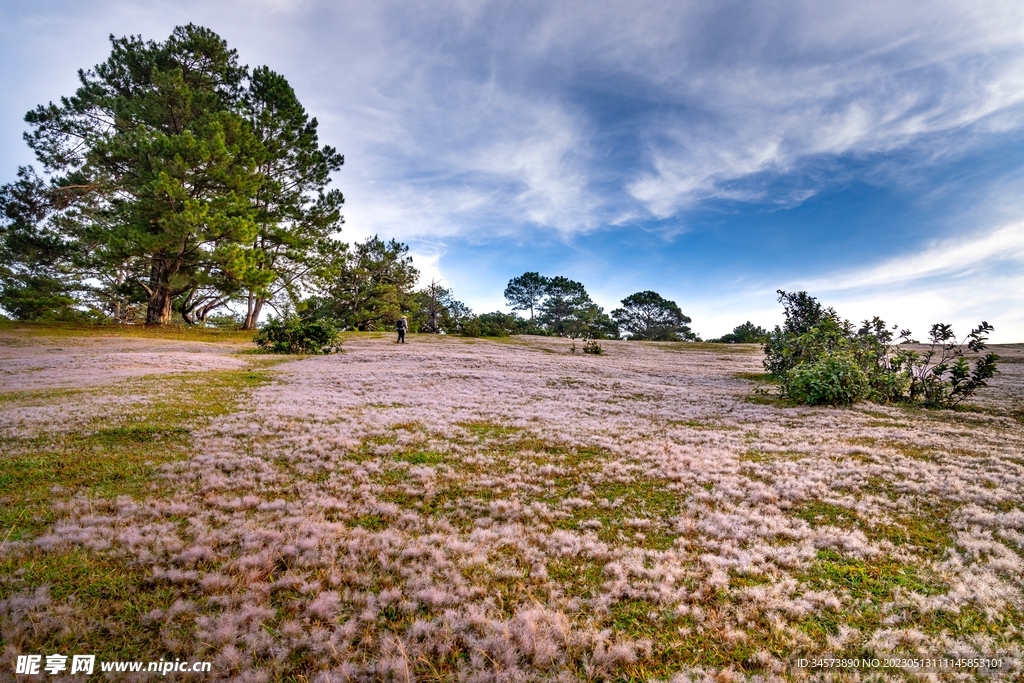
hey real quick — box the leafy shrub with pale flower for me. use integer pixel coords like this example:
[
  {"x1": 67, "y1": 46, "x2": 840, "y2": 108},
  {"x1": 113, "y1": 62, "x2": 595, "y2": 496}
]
[{"x1": 766, "y1": 291, "x2": 998, "y2": 408}]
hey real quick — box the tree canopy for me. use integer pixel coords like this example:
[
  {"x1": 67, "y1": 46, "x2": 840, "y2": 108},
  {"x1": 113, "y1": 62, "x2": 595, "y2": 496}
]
[
  {"x1": 611, "y1": 290, "x2": 694, "y2": 341},
  {"x1": 304, "y1": 236, "x2": 418, "y2": 331},
  {"x1": 21, "y1": 25, "x2": 263, "y2": 325},
  {"x1": 503, "y1": 272, "x2": 547, "y2": 320},
  {"x1": 711, "y1": 321, "x2": 769, "y2": 344},
  {"x1": 1, "y1": 25, "x2": 344, "y2": 326},
  {"x1": 499, "y1": 272, "x2": 618, "y2": 338}
]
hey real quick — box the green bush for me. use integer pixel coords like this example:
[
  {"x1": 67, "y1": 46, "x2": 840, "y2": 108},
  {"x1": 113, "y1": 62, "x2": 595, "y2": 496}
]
[
  {"x1": 866, "y1": 368, "x2": 912, "y2": 404},
  {"x1": 765, "y1": 291, "x2": 998, "y2": 409},
  {"x1": 254, "y1": 316, "x2": 340, "y2": 354},
  {"x1": 781, "y1": 352, "x2": 868, "y2": 405},
  {"x1": 902, "y1": 322, "x2": 1000, "y2": 408},
  {"x1": 710, "y1": 321, "x2": 769, "y2": 344},
  {"x1": 583, "y1": 339, "x2": 603, "y2": 355}
]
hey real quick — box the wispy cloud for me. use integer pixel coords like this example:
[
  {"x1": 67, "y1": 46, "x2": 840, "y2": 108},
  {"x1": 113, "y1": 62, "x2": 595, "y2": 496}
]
[
  {"x1": 296, "y1": 0, "x2": 1024, "y2": 237},
  {"x1": 802, "y1": 222, "x2": 1024, "y2": 292}
]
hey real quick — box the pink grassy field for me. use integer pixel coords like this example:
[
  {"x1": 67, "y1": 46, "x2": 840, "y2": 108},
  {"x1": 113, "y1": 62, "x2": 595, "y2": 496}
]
[{"x1": 2, "y1": 328, "x2": 1023, "y2": 681}]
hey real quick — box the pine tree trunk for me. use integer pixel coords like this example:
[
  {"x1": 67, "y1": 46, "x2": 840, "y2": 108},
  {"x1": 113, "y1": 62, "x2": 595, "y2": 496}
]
[
  {"x1": 242, "y1": 294, "x2": 264, "y2": 330},
  {"x1": 145, "y1": 286, "x2": 174, "y2": 325},
  {"x1": 145, "y1": 260, "x2": 176, "y2": 326},
  {"x1": 243, "y1": 293, "x2": 257, "y2": 330}
]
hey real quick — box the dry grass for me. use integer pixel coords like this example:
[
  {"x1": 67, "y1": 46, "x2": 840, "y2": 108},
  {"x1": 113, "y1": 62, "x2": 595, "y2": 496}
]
[{"x1": 2, "y1": 331, "x2": 1023, "y2": 681}]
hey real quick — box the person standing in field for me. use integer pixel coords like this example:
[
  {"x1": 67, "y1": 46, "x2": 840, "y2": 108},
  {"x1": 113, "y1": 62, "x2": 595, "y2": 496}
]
[{"x1": 396, "y1": 315, "x2": 408, "y2": 344}]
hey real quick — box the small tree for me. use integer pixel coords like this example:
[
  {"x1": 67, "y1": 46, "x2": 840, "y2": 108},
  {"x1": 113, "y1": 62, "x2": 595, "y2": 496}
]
[
  {"x1": 307, "y1": 236, "x2": 418, "y2": 331},
  {"x1": 902, "y1": 322, "x2": 1000, "y2": 408},
  {"x1": 567, "y1": 302, "x2": 620, "y2": 339},
  {"x1": 446, "y1": 299, "x2": 476, "y2": 334},
  {"x1": 712, "y1": 321, "x2": 769, "y2": 344},
  {"x1": 764, "y1": 290, "x2": 839, "y2": 375},
  {"x1": 414, "y1": 279, "x2": 453, "y2": 333},
  {"x1": 504, "y1": 272, "x2": 548, "y2": 321},
  {"x1": 254, "y1": 315, "x2": 339, "y2": 354},
  {"x1": 611, "y1": 290, "x2": 694, "y2": 341}
]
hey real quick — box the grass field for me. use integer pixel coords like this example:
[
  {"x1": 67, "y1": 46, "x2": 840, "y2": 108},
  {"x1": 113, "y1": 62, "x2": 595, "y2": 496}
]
[{"x1": 2, "y1": 325, "x2": 1023, "y2": 681}]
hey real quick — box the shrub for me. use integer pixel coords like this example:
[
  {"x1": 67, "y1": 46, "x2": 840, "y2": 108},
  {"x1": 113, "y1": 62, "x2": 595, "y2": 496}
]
[
  {"x1": 583, "y1": 339, "x2": 603, "y2": 355},
  {"x1": 464, "y1": 312, "x2": 520, "y2": 337},
  {"x1": 205, "y1": 312, "x2": 243, "y2": 329},
  {"x1": 254, "y1": 316, "x2": 340, "y2": 354},
  {"x1": 763, "y1": 291, "x2": 838, "y2": 376},
  {"x1": 764, "y1": 291, "x2": 998, "y2": 409},
  {"x1": 867, "y1": 368, "x2": 912, "y2": 404},
  {"x1": 781, "y1": 351, "x2": 868, "y2": 405},
  {"x1": 901, "y1": 322, "x2": 999, "y2": 408},
  {"x1": 711, "y1": 321, "x2": 769, "y2": 344}
]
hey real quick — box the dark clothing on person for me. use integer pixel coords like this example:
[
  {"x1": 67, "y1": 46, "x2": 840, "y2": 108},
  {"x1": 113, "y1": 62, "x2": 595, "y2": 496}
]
[{"x1": 396, "y1": 318, "x2": 408, "y2": 343}]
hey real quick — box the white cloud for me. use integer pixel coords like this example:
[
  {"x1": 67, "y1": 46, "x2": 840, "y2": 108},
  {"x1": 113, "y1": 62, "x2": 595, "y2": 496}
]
[
  {"x1": 408, "y1": 243, "x2": 449, "y2": 288},
  {"x1": 802, "y1": 222, "x2": 1024, "y2": 291},
  {"x1": 293, "y1": 0, "x2": 1024, "y2": 237},
  {"x1": 785, "y1": 222, "x2": 1024, "y2": 342}
]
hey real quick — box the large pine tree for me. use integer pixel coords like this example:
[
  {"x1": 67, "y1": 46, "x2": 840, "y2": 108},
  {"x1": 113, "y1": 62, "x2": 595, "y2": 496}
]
[
  {"x1": 17, "y1": 26, "x2": 263, "y2": 324},
  {"x1": 239, "y1": 66, "x2": 345, "y2": 329}
]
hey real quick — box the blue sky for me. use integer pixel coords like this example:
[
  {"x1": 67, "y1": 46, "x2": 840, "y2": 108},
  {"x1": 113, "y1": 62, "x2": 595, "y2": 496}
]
[{"x1": 3, "y1": 0, "x2": 1024, "y2": 340}]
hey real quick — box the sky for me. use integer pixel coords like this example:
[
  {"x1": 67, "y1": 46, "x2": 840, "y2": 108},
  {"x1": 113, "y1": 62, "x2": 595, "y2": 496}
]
[{"x1": 2, "y1": 0, "x2": 1024, "y2": 341}]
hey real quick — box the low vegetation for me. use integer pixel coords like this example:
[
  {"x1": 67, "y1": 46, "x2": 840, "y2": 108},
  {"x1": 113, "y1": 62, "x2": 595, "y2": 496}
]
[
  {"x1": 2, "y1": 328, "x2": 1021, "y2": 681},
  {"x1": 253, "y1": 316, "x2": 341, "y2": 354},
  {"x1": 765, "y1": 290, "x2": 1000, "y2": 408}
]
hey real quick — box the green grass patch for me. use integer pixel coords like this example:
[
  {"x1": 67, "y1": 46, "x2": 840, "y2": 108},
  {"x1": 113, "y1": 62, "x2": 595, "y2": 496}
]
[
  {"x1": 458, "y1": 420, "x2": 524, "y2": 440},
  {"x1": 547, "y1": 558, "x2": 605, "y2": 600},
  {"x1": 870, "y1": 511, "x2": 954, "y2": 559},
  {"x1": 606, "y1": 598, "x2": 790, "y2": 680},
  {"x1": 791, "y1": 500, "x2": 860, "y2": 529},
  {"x1": 0, "y1": 366, "x2": 275, "y2": 542},
  {"x1": 0, "y1": 386, "x2": 91, "y2": 405},
  {"x1": 667, "y1": 419, "x2": 739, "y2": 431},
  {"x1": 0, "y1": 547, "x2": 187, "y2": 663},
  {"x1": 0, "y1": 319, "x2": 256, "y2": 344},
  {"x1": 729, "y1": 572, "x2": 773, "y2": 589},
  {"x1": 733, "y1": 371, "x2": 778, "y2": 383},
  {"x1": 350, "y1": 514, "x2": 389, "y2": 531},
  {"x1": 794, "y1": 550, "x2": 948, "y2": 653},
  {"x1": 791, "y1": 501, "x2": 953, "y2": 559},
  {"x1": 372, "y1": 469, "x2": 410, "y2": 487},
  {"x1": 548, "y1": 479, "x2": 679, "y2": 550},
  {"x1": 802, "y1": 550, "x2": 945, "y2": 601},
  {"x1": 396, "y1": 449, "x2": 447, "y2": 465},
  {"x1": 740, "y1": 449, "x2": 804, "y2": 463}
]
